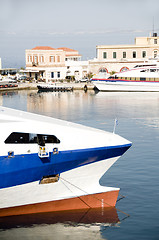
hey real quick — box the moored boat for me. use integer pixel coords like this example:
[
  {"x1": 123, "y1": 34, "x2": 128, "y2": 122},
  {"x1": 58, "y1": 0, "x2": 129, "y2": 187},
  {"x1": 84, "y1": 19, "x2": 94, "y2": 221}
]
[
  {"x1": 0, "y1": 107, "x2": 131, "y2": 217},
  {"x1": 92, "y1": 60, "x2": 159, "y2": 91},
  {"x1": 37, "y1": 82, "x2": 73, "y2": 92}
]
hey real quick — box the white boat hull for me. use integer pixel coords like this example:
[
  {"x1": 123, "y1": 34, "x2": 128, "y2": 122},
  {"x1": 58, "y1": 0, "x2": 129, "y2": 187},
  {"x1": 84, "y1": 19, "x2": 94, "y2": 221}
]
[
  {"x1": 93, "y1": 80, "x2": 159, "y2": 92},
  {"x1": 0, "y1": 156, "x2": 119, "y2": 217}
]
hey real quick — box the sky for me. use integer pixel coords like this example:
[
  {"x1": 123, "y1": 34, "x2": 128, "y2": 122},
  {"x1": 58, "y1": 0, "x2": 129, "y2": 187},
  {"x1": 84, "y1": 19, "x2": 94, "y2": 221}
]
[{"x1": 0, "y1": 0, "x2": 159, "y2": 68}]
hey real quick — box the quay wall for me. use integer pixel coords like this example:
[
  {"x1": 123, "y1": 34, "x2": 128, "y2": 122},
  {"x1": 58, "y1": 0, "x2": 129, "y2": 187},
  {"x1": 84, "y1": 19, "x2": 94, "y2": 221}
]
[{"x1": 0, "y1": 82, "x2": 94, "y2": 92}]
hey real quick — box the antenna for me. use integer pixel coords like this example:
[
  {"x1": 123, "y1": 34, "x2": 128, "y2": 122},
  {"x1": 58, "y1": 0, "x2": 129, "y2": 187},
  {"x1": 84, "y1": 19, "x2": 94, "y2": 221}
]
[
  {"x1": 153, "y1": 17, "x2": 155, "y2": 36},
  {"x1": 113, "y1": 118, "x2": 118, "y2": 134}
]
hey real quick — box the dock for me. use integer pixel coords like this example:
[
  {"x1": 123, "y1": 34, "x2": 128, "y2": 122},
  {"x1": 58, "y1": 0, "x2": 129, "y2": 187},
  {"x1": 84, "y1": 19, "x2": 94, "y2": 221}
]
[{"x1": 0, "y1": 82, "x2": 95, "y2": 92}]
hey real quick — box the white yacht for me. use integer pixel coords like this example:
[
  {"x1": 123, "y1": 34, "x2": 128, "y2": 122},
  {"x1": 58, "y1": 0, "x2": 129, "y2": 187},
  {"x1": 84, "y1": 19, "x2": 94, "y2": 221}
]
[{"x1": 92, "y1": 60, "x2": 159, "y2": 91}]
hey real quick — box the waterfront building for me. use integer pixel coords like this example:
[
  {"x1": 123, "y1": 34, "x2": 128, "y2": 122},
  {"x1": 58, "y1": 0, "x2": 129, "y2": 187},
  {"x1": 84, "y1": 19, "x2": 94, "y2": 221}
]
[
  {"x1": 89, "y1": 33, "x2": 159, "y2": 76},
  {"x1": 0, "y1": 68, "x2": 17, "y2": 76},
  {"x1": 25, "y1": 46, "x2": 89, "y2": 81}
]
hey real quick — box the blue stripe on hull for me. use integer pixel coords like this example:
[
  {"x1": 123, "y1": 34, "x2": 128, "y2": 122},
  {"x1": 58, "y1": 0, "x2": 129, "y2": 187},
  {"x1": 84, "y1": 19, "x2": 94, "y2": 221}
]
[{"x1": 0, "y1": 144, "x2": 131, "y2": 189}]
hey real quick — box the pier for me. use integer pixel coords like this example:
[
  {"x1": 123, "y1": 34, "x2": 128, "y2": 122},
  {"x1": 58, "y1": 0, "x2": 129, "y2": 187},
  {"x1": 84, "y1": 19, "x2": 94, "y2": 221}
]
[{"x1": 0, "y1": 82, "x2": 95, "y2": 92}]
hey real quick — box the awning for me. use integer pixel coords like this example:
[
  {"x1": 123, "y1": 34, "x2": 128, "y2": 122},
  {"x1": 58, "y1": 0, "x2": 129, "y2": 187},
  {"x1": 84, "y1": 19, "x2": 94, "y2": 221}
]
[{"x1": 20, "y1": 69, "x2": 45, "y2": 73}]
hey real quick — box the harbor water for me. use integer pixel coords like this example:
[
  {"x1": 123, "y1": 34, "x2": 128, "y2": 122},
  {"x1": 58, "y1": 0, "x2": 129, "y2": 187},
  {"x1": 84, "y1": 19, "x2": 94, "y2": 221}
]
[{"x1": 0, "y1": 90, "x2": 159, "y2": 240}]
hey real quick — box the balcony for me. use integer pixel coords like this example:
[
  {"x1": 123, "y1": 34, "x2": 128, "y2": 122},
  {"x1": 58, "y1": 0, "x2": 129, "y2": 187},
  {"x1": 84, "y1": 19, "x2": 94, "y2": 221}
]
[{"x1": 32, "y1": 62, "x2": 38, "y2": 67}]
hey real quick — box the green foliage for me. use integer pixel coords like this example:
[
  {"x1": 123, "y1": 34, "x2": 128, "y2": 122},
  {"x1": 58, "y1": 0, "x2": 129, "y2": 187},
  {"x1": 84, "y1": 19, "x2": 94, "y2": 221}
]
[
  {"x1": 110, "y1": 71, "x2": 116, "y2": 75},
  {"x1": 86, "y1": 72, "x2": 93, "y2": 79}
]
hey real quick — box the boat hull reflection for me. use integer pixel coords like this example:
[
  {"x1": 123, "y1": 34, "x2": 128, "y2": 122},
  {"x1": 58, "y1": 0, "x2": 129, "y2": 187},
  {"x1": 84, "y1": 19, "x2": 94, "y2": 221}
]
[{"x1": 0, "y1": 207, "x2": 119, "y2": 229}]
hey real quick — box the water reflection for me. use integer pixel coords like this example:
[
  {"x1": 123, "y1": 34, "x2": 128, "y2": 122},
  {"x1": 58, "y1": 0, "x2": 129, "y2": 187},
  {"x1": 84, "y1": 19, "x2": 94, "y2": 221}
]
[
  {"x1": 2, "y1": 90, "x2": 159, "y2": 123},
  {"x1": 26, "y1": 91, "x2": 159, "y2": 120},
  {"x1": 27, "y1": 90, "x2": 97, "y2": 121},
  {"x1": 24, "y1": 91, "x2": 159, "y2": 135},
  {"x1": 0, "y1": 207, "x2": 119, "y2": 240}
]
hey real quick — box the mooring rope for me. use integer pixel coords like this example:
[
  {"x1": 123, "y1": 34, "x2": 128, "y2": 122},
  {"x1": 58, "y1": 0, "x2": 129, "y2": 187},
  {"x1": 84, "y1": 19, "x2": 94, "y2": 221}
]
[
  {"x1": 60, "y1": 176, "x2": 130, "y2": 217},
  {"x1": 117, "y1": 193, "x2": 126, "y2": 202},
  {"x1": 60, "y1": 176, "x2": 92, "y2": 208}
]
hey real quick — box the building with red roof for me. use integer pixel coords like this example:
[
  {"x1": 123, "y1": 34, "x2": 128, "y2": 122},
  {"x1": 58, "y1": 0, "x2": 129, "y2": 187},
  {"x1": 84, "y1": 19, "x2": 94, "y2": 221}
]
[
  {"x1": 32, "y1": 46, "x2": 56, "y2": 50},
  {"x1": 25, "y1": 46, "x2": 88, "y2": 81}
]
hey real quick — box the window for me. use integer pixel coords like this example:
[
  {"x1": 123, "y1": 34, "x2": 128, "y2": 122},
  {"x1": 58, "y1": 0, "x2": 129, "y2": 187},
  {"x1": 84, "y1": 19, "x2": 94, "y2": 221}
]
[
  {"x1": 40, "y1": 56, "x2": 44, "y2": 63},
  {"x1": 103, "y1": 52, "x2": 107, "y2": 59},
  {"x1": 34, "y1": 56, "x2": 38, "y2": 63},
  {"x1": 113, "y1": 52, "x2": 117, "y2": 59},
  {"x1": 57, "y1": 56, "x2": 61, "y2": 62},
  {"x1": 51, "y1": 72, "x2": 54, "y2": 78},
  {"x1": 133, "y1": 51, "x2": 136, "y2": 58},
  {"x1": 154, "y1": 51, "x2": 158, "y2": 58},
  {"x1": 142, "y1": 51, "x2": 146, "y2": 58},
  {"x1": 50, "y1": 56, "x2": 55, "y2": 62},
  {"x1": 134, "y1": 64, "x2": 156, "y2": 68},
  {"x1": 5, "y1": 132, "x2": 60, "y2": 144},
  {"x1": 57, "y1": 72, "x2": 60, "y2": 78},
  {"x1": 28, "y1": 55, "x2": 32, "y2": 62},
  {"x1": 154, "y1": 39, "x2": 157, "y2": 44},
  {"x1": 123, "y1": 52, "x2": 126, "y2": 58},
  {"x1": 99, "y1": 68, "x2": 108, "y2": 73},
  {"x1": 120, "y1": 67, "x2": 129, "y2": 72},
  {"x1": 150, "y1": 69, "x2": 156, "y2": 72}
]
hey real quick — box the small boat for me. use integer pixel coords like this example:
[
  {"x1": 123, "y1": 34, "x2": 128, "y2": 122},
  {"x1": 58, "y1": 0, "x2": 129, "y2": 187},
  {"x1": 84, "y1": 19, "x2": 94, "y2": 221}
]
[
  {"x1": 92, "y1": 60, "x2": 159, "y2": 92},
  {"x1": 0, "y1": 107, "x2": 131, "y2": 217},
  {"x1": 0, "y1": 76, "x2": 18, "y2": 89},
  {"x1": 37, "y1": 82, "x2": 73, "y2": 92}
]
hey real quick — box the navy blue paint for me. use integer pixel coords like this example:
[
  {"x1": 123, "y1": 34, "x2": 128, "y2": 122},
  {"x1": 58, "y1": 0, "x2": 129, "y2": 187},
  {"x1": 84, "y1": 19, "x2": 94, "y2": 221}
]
[{"x1": 0, "y1": 144, "x2": 131, "y2": 189}]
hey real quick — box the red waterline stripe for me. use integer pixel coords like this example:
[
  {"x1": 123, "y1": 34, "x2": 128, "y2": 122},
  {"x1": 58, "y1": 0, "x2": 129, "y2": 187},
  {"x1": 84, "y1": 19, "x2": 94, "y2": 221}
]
[{"x1": 0, "y1": 190, "x2": 119, "y2": 217}]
